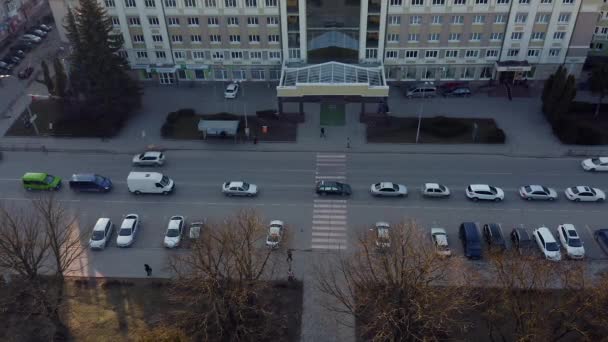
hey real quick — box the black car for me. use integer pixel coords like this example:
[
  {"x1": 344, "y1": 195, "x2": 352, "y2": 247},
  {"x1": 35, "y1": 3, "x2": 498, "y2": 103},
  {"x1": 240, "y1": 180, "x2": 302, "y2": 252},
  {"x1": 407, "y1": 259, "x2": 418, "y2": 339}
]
[
  {"x1": 483, "y1": 223, "x2": 507, "y2": 251},
  {"x1": 69, "y1": 173, "x2": 112, "y2": 192},
  {"x1": 595, "y1": 229, "x2": 608, "y2": 256},
  {"x1": 315, "y1": 181, "x2": 352, "y2": 196},
  {"x1": 11, "y1": 50, "x2": 25, "y2": 58},
  {"x1": 459, "y1": 222, "x2": 482, "y2": 260},
  {"x1": 511, "y1": 227, "x2": 534, "y2": 254},
  {"x1": 0, "y1": 61, "x2": 13, "y2": 73},
  {"x1": 18, "y1": 67, "x2": 34, "y2": 79},
  {"x1": 443, "y1": 87, "x2": 472, "y2": 97}
]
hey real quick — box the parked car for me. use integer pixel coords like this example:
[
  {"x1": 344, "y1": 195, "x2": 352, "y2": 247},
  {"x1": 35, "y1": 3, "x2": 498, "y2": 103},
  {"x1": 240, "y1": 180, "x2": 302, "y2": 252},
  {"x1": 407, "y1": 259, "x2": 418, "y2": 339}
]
[
  {"x1": 557, "y1": 224, "x2": 585, "y2": 259},
  {"x1": 188, "y1": 221, "x2": 204, "y2": 240},
  {"x1": 581, "y1": 157, "x2": 608, "y2": 171},
  {"x1": 370, "y1": 182, "x2": 407, "y2": 197},
  {"x1": 431, "y1": 227, "x2": 451, "y2": 257},
  {"x1": 127, "y1": 172, "x2": 174, "y2": 195},
  {"x1": 266, "y1": 220, "x2": 284, "y2": 249},
  {"x1": 28, "y1": 29, "x2": 47, "y2": 37},
  {"x1": 421, "y1": 183, "x2": 450, "y2": 198},
  {"x1": 483, "y1": 223, "x2": 507, "y2": 251},
  {"x1": 519, "y1": 185, "x2": 558, "y2": 201},
  {"x1": 564, "y1": 186, "x2": 605, "y2": 202},
  {"x1": 38, "y1": 24, "x2": 52, "y2": 32},
  {"x1": 164, "y1": 215, "x2": 184, "y2": 248},
  {"x1": 132, "y1": 151, "x2": 165, "y2": 166},
  {"x1": 21, "y1": 34, "x2": 41, "y2": 43},
  {"x1": 0, "y1": 61, "x2": 13, "y2": 73},
  {"x1": 315, "y1": 180, "x2": 351, "y2": 196},
  {"x1": 116, "y1": 214, "x2": 139, "y2": 247},
  {"x1": 595, "y1": 229, "x2": 608, "y2": 255},
  {"x1": 459, "y1": 222, "x2": 482, "y2": 260},
  {"x1": 11, "y1": 50, "x2": 25, "y2": 58},
  {"x1": 438, "y1": 81, "x2": 468, "y2": 93},
  {"x1": 22, "y1": 172, "x2": 61, "y2": 191},
  {"x1": 224, "y1": 82, "x2": 239, "y2": 99},
  {"x1": 532, "y1": 227, "x2": 561, "y2": 261},
  {"x1": 69, "y1": 173, "x2": 112, "y2": 192},
  {"x1": 222, "y1": 181, "x2": 258, "y2": 197},
  {"x1": 510, "y1": 227, "x2": 534, "y2": 255},
  {"x1": 443, "y1": 87, "x2": 472, "y2": 97},
  {"x1": 405, "y1": 84, "x2": 437, "y2": 98},
  {"x1": 11, "y1": 42, "x2": 33, "y2": 51},
  {"x1": 466, "y1": 184, "x2": 504, "y2": 202},
  {"x1": 3, "y1": 55, "x2": 21, "y2": 65},
  {"x1": 89, "y1": 218, "x2": 113, "y2": 250},
  {"x1": 374, "y1": 222, "x2": 391, "y2": 249},
  {"x1": 17, "y1": 66, "x2": 33, "y2": 79}
]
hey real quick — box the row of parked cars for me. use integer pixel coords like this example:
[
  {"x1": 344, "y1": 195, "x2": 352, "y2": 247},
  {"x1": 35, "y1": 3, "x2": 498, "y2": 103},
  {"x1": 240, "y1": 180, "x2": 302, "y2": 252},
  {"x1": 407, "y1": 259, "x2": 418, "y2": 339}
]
[
  {"x1": 0, "y1": 24, "x2": 52, "y2": 77},
  {"x1": 404, "y1": 82, "x2": 472, "y2": 98}
]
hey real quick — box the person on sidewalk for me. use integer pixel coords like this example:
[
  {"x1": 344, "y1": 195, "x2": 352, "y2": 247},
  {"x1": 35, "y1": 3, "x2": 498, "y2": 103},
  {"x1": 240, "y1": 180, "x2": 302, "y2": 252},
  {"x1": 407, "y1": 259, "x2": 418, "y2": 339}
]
[
  {"x1": 287, "y1": 249, "x2": 293, "y2": 263},
  {"x1": 144, "y1": 264, "x2": 152, "y2": 277},
  {"x1": 347, "y1": 137, "x2": 351, "y2": 149},
  {"x1": 320, "y1": 127, "x2": 326, "y2": 138}
]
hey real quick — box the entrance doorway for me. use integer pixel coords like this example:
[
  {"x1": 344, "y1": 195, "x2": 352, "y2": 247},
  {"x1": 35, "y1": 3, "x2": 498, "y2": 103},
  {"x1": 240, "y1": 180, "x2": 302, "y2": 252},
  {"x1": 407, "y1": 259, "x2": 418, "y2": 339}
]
[{"x1": 320, "y1": 103, "x2": 346, "y2": 126}]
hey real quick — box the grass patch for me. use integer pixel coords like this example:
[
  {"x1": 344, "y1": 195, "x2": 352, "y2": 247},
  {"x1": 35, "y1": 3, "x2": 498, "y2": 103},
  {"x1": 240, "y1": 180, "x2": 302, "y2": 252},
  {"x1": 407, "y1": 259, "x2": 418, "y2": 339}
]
[{"x1": 366, "y1": 116, "x2": 505, "y2": 144}]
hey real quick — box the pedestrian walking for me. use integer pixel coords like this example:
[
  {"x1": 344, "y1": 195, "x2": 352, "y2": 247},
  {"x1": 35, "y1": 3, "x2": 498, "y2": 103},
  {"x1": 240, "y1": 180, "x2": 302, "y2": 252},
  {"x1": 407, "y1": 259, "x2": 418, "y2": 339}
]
[
  {"x1": 288, "y1": 269, "x2": 295, "y2": 282},
  {"x1": 144, "y1": 264, "x2": 152, "y2": 277},
  {"x1": 286, "y1": 249, "x2": 293, "y2": 263},
  {"x1": 347, "y1": 137, "x2": 351, "y2": 149},
  {"x1": 320, "y1": 127, "x2": 326, "y2": 138}
]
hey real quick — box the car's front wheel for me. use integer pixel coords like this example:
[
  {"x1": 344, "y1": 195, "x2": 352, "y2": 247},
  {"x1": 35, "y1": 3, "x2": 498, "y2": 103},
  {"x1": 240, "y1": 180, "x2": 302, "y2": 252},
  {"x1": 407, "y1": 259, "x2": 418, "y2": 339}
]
[
  {"x1": 134, "y1": 190, "x2": 141, "y2": 195},
  {"x1": 549, "y1": 197, "x2": 555, "y2": 201},
  {"x1": 472, "y1": 197, "x2": 478, "y2": 202},
  {"x1": 574, "y1": 198, "x2": 580, "y2": 202},
  {"x1": 494, "y1": 198, "x2": 502, "y2": 202},
  {"x1": 598, "y1": 198, "x2": 604, "y2": 202}
]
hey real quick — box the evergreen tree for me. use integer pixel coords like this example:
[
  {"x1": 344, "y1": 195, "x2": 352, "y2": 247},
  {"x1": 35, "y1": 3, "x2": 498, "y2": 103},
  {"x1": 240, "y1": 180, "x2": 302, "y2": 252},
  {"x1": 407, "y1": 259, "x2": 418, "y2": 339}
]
[
  {"x1": 40, "y1": 60, "x2": 54, "y2": 95},
  {"x1": 544, "y1": 66, "x2": 568, "y2": 121},
  {"x1": 590, "y1": 63, "x2": 608, "y2": 118},
  {"x1": 553, "y1": 74, "x2": 577, "y2": 120},
  {"x1": 53, "y1": 58, "x2": 68, "y2": 99}
]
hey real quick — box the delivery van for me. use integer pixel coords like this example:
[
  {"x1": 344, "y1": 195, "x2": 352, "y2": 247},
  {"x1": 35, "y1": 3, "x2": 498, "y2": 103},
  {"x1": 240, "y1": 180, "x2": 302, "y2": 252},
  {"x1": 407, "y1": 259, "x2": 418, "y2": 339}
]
[{"x1": 127, "y1": 172, "x2": 174, "y2": 195}]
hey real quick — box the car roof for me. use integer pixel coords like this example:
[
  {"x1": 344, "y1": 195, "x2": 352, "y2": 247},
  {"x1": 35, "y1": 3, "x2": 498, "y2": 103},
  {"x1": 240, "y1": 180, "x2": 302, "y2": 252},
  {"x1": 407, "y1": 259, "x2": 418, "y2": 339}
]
[
  {"x1": 431, "y1": 227, "x2": 447, "y2": 234},
  {"x1": 168, "y1": 217, "x2": 182, "y2": 229},
  {"x1": 513, "y1": 227, "x2": 531, "y2": 240},
  {"x1": 470, "y1": 184, "x2": 491, "y2": 191},
  {"x1": 142, "y1": 151, "x2": 162, "y2": 157},
  {"x1": 425, "y1": 183, "x2": 440, "y2": 188},
  {"x1": 23, "y1": 172, "x2": 48, "y2": 180},
  {"x1": 270, "y1": 220, "x2": 284, "y2": 226},
  {"x1": 228, "y1": 181, "x2": 244, "y2": 187},
  {"x1": 379, "y1": 182, "x2": 395, "y2": 188},
  {"x1": 93, "y1": 218, "x2": 110, "y2": 231},
  {"x1": 598, "y1": 229, "x2": 608, "y2": 239},
  {"x1": 537, "y1": 227, "x2": 556, "y2": 242},
  {"x1": 434, "y1": 233, "x2": 448, "y2": 246},
  {"x1": 71, "y1": 173, "x2": 97, "y2": 181},
  {"x1": 227, "y1": 83, "x2": 237, "y2": 90},
  {"x1": 121, "y1": 218, "x2": 136, "y2": 228},
  {"x1": 376, "y1": 222, "x2": 390, "y2": 229},
  {"x1": 526, "y1": 185, "x2": 545, "y2": 191},
  {"x1": 269, "y1": 226, "x2": 281, "y2": 235}
]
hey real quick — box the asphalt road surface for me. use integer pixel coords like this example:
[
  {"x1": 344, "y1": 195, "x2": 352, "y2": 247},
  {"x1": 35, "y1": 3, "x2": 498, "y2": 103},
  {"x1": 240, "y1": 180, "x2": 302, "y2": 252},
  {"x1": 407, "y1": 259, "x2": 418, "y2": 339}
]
[{"x1": 0, "y1": 150, "x2": 607, "y2": 278}]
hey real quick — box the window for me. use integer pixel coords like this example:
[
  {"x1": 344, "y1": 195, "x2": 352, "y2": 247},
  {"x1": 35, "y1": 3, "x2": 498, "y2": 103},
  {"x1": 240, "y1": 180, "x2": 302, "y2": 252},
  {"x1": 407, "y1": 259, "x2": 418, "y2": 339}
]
[
  {"x1": 144, "y1": 0, "x2": 155, "y2": 7},
  {"x1": 208, "y1": 17, "x2": 218, "y2": 26},
  {"x1": 486, "y1": 49, "x2": 498, "y2": 57},
  {"x1": 225, "y1": 0, "x2": 237, "y2": 7},
  {"x1": 410, "y1": 16, "x2": 422, "y2": 25},
  {"x1": 445, "y1": 50, "x2": 458, "y2": 58},
  {"x1": 531, "y1": 32, "x2": 545, "y2": 40},
  {"x1": 451, "y1": 16, "x2": 464, "y2": 24},
  {"x1": 470, "y1": 32, "x2": 482, "y2": 41},
  {"x1": 104, "y1": 0, "x2": 115, "y2": 7},
  {"x1": 192, "y1": 51, "x2": 205, "y2": 59},
  {"x1": 480, "y1": 66, "x2": 492, "y2": 79},
  {"x1": 549, "y1": 48, "x2": 561, "y2": 56},
  {"x1": 152, "y1": 35, "x2": 163, "y2": 42},
  {"x1": 473, "y1": 15, "x2": 485, "y2": 24},
  {"x1": 267, "y1": 17, "x2": 279, "y2": 25},
  {"x1": 265, "y1": 0, "x2": 277, "y2": 6},
  {"x1": 249, "y1": 35, "x2": 260, "y2": 43},
  {"x1": 184, "y1": 0, "x2": 196, "y2": 6},
  {"x1": 156, "y1": 51, "x2": 166, "y2": 59},
  {"x1": 118, "y1": 51, "x2": 128, "y2": 59},
  {"x1": 475, "y1": 0, "x2": 487, "y2": 3},
  {"x1": 246, "y1": 0, "x2": 257, "y2": 6},
  {"x1": 405, "y1": 50, "x2": 418, "y2": 58},
  {"x1": 229, "y1": 35, "x2": 241, "y2": 43},
  {"x1": 562, "y1": 0, "x2": 573, "y2": 4},
  {"x1": 553, "y1": 32, "x2": 566, "y2": 40},
  {"x1": 188, "y1": 17, "x2": 200, "y2": 26},
  {"x1": 497, "y1": 0, "x2": 509, "y2": 4},
  {"x1": 248, "y1": 17, "x2": 259, "y2": 26},
  {"x1": 448, "y1": 33, "x2": 461, "y2": 41},
  {"x1": 149, "y1": 17, "x2": 160, "y2": 26},
  {"x1": 408, "y1": 34, "x2": 419, "y2": 42},
  {"x1": 536, "y1": 14, "x2": 550, "y2": 23},
  {"x1": 191, "y1": 34, "x2": 202, "y2": 43},
  {"x1": 388, "y1": 16, "x2": 401, "y2": 25},
  {"x1": 519, "y1": 0, "x2": 529, "y2": 3},
  {"x1": 212, "y1": 51, "x2": 224, "y2": 60},
  {"x1": 387, "y1": 34, "x2": 399, "y2": 42},
  {"x1": 205, "y1": 0, "x2": 217, "y2": 6},
  {"x1": 111, "y1": 17, "x2": 120, "y2": 26},
  {"x1": 453, "y1": 0, "x2": 465, "y2": 4},
  {"x1": 268, "y1": 35, "x2": 280, "y2": 43},
  {"x1": 432, "y1": 0, "x2": 445, "y2": 5},
  {"x1": 132, "y1": 34, "x2": 144, "y2": 43},
  {"x1": 431, "y1": 16, "x2": 442, "y2": 24},
  {"x1": 515, "y1": 14, "x2": 527, "y2": 24},
  {"x1": 173, "y1": 51, "x2": 185, "y2": 59},
  {"x1": 125, "y1": 0, "x2": 136, "y2": 7},
  {"x1": 511, "y1": 32, "x2": 523, "y2": 40},
  {"x1": 168, "y1": 17, "x2": 179, "y2": 26},
  {"x1": 428, "y1": 33, "x2": 440, "y2": 42},
  {"x1": 465, "y1": 50, "x2": 479, "y2": 58},
  {"x1": 251, "y1": 69, "x2": 265, "y2": 80},
  {"x1": 210, "y1": 34, "x2": 221, "y2": 43},
  {"x1": 507, "y1": 48, "x2": 519, "y2": 57},
  {"x1": 250, "y1": 51, "x2": 262, "y2": 59},
  {"x1": 495, "y1": 14, "x2": 506, "y2": 23},
  {"x1": 165, "y1": 0, "x2": 176, "y2": 6},
  {"x1": 540, "y1": 0, "x2": 552, "y2": 3},
  {"x1": 171, "y1": 35, "x2": 183, "y2": 43},
  {"x1": 386, "y1": 50, "x2": 398, "y2": 59},
  {"x1": 136, "y1": 51, "x2": 148, "y2": 59},
  {"x1": 425, "y1": 50, "x2": 438, "y2": 58},
  {"x1": 230, "y1": 51, "x2": 243, "y2": 59},
  {"x1": 411, "y1": 0, "x2": 423, "y2": 5},
  {"x1": 603, "y1": 27, "x2": 608, "y2": 34},
  {"x1": 269, "y1": 51, "x2": 281, "y2": 59},
  {"x1": 527, "y1": 49, "x2": 540, "y2": 57},
  {"x1": 490, "y1": 32, "x2": 503, "y2": 40},
  {"x1": 214, "y1": 69, "x2": 228, "y2": 80},
  {"x1": 460, "y1": 67, "x2": 474, "y2": 79},
  {"x1": 390, "y1": 0, "x2": 403, "y2": 4},
  {"x1": 128, "y1": 17, "x2": 141, "y2": 26},
  {"x1": 558, "y1": 13, "x2": 571, "y2": 23},
  {"x1": 228, "y1": 17, "x2": 239, "y2": 26}
]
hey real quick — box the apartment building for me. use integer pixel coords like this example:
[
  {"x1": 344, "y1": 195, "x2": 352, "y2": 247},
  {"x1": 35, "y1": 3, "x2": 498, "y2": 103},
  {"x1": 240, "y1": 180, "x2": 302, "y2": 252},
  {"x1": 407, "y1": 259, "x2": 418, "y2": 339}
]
[
  {"x1": 589, "y1": 3, "x2": 608, "y2": 57},
  {"x1": 49, "y1": 0, "x2": 600, "y2": 84}
]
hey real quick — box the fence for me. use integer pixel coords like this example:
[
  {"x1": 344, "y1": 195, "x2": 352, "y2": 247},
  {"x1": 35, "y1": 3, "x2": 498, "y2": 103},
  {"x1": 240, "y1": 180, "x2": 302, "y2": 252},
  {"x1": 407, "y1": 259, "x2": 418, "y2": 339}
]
[{"x1": 565, "y1": 149, "x2": 608, "y2": 157}]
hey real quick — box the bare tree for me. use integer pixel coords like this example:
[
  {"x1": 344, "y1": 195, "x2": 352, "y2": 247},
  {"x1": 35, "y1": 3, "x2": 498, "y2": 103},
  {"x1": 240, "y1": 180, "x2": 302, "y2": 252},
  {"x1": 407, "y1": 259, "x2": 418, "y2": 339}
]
[
  {"x1": 168, "y1": 209, "x2": 284, "y2": 341},
  {"x1": 316, "y1": 220, "x2": 476, "y2": 341}
]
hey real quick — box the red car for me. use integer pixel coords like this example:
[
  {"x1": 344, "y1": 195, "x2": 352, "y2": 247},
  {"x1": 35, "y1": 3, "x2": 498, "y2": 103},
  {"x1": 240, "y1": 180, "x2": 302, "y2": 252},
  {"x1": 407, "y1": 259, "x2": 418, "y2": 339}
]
[{"x1": 18, "y1": 66, "x2": 33, "y2": 79}]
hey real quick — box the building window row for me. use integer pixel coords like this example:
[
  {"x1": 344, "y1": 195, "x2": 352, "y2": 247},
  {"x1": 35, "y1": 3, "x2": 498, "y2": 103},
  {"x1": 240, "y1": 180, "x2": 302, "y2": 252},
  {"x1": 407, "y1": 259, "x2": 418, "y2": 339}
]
[
  {"x1": 384, "y1": 47, "x2": 561, "y2": 60},
  {"x1": 132, "y1": 49, "x2": 281, "y2": 61},
  {"x1": 113, "y1": 0, "x2": 278, "y2": 8},
  {"x1": 386, "y1": 0, "x2": 573, "y2": 5},
  {"x1": 386, "y1": 13, "x2": 566, "y2": 26}
]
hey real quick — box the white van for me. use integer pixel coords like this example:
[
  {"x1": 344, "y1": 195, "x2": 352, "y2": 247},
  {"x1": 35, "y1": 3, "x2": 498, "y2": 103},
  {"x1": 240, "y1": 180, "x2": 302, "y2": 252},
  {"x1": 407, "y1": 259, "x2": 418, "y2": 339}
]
[
  {"x1": 406, "y1": 85, "x2": 437, "y2": 98},
  {"x1": 127, "y1": 172, "x2": 175, "y2": 195}
]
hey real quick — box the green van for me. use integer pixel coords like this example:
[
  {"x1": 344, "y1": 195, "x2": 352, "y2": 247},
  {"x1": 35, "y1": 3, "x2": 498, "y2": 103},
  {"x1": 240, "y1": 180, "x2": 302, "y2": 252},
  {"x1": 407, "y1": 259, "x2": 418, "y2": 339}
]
[{"x1": 22, "y1": 172, "x2": 62, "y2": 191}]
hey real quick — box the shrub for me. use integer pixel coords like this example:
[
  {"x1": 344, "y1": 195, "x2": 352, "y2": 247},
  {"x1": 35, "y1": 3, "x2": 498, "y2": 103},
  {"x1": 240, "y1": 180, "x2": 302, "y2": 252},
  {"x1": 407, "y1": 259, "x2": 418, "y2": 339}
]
[
  {"x1": 484, "y1": 128, "x2": 506, "y2": 144},
  {"x1": 160, "y1": 122, "x2": 173, "y2": 137},
  {"x1": 166, "y1": 111, "x2": 179, "y2": 124},
  {"x1": 176, "y1": 108, "x2": 196, "y2": 117},
  {"x1": 568, "y1": 101, "x2": 596, "y2": 114},
  {"x1": 256, "y1": 109, "x2": 278, "y2": 120},
  {"x1": 422, "y1": 116, "x2": 469, "y2": 138}
]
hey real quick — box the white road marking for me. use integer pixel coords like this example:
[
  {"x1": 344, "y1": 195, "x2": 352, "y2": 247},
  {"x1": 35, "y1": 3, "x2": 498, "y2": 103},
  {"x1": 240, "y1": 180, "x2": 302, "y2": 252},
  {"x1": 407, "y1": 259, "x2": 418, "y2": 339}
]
[
  {"x1": 312, "y1": 209, "x2": 348, "y2": 214},
  {"x1": 310, "y1": 244, "x2": 347, "y2": 250},
  {"x1": 312, "y1": 214, "x2": 347, "y2": 220},
  {"x1": 311, "y1": 226, "x2": 347, "y2": 231},
  {"x1": 312, "y1": 204, "x2": 348, "y2": 209},
  {"x1": 313, "y1": 199, "x2": 347, "y2": 203},
  {"x1": 312, "y1": 220, "x2": 347, "y2": 226},
  {"x1": 312, "y1": 237, "x2": 348, "y2": 244},
  {"x1": 315, "y1": 175, "x2": 346, "y2": 180},
  {"x1": 312, "y1": 232, "x2": 347, "y2": 237}
]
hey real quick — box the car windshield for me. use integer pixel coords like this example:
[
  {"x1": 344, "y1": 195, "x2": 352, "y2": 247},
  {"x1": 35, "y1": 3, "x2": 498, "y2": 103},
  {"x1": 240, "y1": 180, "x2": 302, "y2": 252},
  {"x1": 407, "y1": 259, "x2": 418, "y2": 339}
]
[
  {"x1": 374, "y1": 183, "x2": 381, "y2": 189},
  {"x1": 242, "y1": 183, "x2": 250, "y2": 190},
  {"x1": 571, "y1": 188, "x2": 580, "y2": 194},
  {"x1": 392, "y1": 184, "x2": 399, "y2": 190},
  {"x1": 44, "y1": 175, "x2": 55, "y2": 184},
  {"x1": 489, "y1": 186, "x2": 498, "y2": 194},
  {"x1": 118, "y1": 228, "x2": 132, "y2": 236},
  {"x1": 545, "y1": 242, "x2": 559, "y2": 251},
  {"x1": 439, "y1": 185, "x2": 447, "y2": 192},
  {"x1": 91, "y1": 231, "x2": 105, "y2": 241},
  {"x1": 166, "y1": 228, "x2": 180, "y2": 238},
  {"x1": 268, "y1": 235, "x2": 279, "y2": 242},
  {"x1": 591, "y1": 158, "x2": 600, "y2": 164},
  {"x1": 138, "y1": 153, "x2": 145, "y2": 159},
  {"x1": 159, "y1": 176, "x2": 169, "y2": 187},
  {"x1": 95, "y1": 175, "x2": 107, "y2": 184},
  {"x1": 568, "y1": 238, "x2": 582, "y2": 247},
  {"x1": 524, "y1": 186, "x2": 532, "y2": 192}
]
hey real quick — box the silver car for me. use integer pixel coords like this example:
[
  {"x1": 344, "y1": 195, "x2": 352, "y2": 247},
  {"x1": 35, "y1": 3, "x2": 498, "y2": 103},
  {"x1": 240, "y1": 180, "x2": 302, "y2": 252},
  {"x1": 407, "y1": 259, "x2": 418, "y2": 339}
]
[
  {"x1": 519, "y1": 185, "x2": 558, "y2": 201},
  {"x1": 421, "y1": 183, "x2": 451, "y2": 198},
  {"x1": 132, "y1": 151, "x2": 165, "y2": 166},
  {"x1": 370, "y1": 182, "x2": 408, "y2": 197},
  {"x1": 222, "y1": 181, "x2": 258, "y2": 197}
]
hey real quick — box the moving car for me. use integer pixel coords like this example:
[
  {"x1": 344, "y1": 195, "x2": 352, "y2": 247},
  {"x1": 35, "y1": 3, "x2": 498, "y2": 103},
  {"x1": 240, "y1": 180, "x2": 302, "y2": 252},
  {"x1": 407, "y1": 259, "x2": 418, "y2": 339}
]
[
  {"x1": 581, "y1": 157, "x2": 608, "y2": 171},
  {"x1": 374, "y1": 222, "x2": 391, "y2": 249},
  {"x1": 595, "y1": 229, "x2": 608, "y2": 255},
  {"x1": 532, "y1": 227, "x2": 561, "y2": 261},
  {"x1": 370, "y1": 182, "x2": 407, "y2": 197},
  {"x1": 405, "y1": 84, "x2": 437, "y2": 98},
  {"x1": 116, "y1": 214, "x2": 139, "y2": 247},
  {"x1": 222, "y1": 181, "x2": 258, "y2": 197},
  {"x1": 421, "y1": 183, "x2": 450, "y2": 198},
  {"x1": 265, "y1": 220, "x2": 284, "y2": 249},
  {"x1": 69, "y1": 173, "x2": 112, "y2": 192},
  {"x1": 482, "y1": 223, "x2": 507, "y2": 251},
  {"x1": 164, "y1": 215, "x2": 184, "y2": 248},
  {"x1": 564, "y1": 186, "x2": 605, "y2": 202},
  {"x1": 431, "y1": 227, "x2": 451, "y2": 257},
  {"x1": 519, "y1": 185, "x2": 558, "y2": 201},
  {"x1": 127, "y1": 172, "x2": 175, "y2": 195},
  {"x1": 22, "y1": 172, "x2": 61, "y2": 191},
  {"x1": 443, "y1": 87, "x2": 472, "y2": 97},
  {"x1": 224, "y1": 82, "x2": 239, "y2": 99},
  {"x1": 466, "y1": 184, "x2": 504, "y2": 202},
  {"x1": 459, "y1": 222, "x2": 482, "y2": 260},
  {"x1": 510, "y1": 227, "x2": 534, "y2": 255},
  {"x1": 315, "y1": 180, "x2": 352, "y2": 196},
  {"x1": 89, "y1": 218, "x2": 113, "y2": 250},
  {"x1": 18, "y1": 66, "x2": 34, "y2": 79},
  {"x1": 557, "y1": 224, "x2": 584, "y2": 259},
  {"x1": 132, "y1": 151, "x2": 165, "y2": 166}
]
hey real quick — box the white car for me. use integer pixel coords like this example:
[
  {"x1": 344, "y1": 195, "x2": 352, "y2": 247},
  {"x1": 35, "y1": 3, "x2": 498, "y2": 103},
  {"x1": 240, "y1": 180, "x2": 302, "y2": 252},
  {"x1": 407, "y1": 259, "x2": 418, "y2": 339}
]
[
  {"x1": 466, "y1": 184, "x2": 504, "y2": 202},
  {"x1": 132, "y1": 151, "x2": 165, "y2": 166},
  {"x1": 370, "y1": 182, "x2": 407, "y2": 197},
  {"x1": 265, "y1": 220, "x2": 284, "y2": 248},
  {"x1": 564, "y1": 186, "x2": 606, "y2": 202},
  {"x1": 422, "y1": 183, "x2": 450, "y2": 198},
  {"x1": 431, "y1": 227, "x2": 451, "y2": 257},
  {"x1": 224, "y1": 82, "x2": 239, "y2": 99},
  {"x1": 532, "y1": 226, "x2": 561, "y2": 261},
  {"x1": 164, "y1": 215, "x2": 184, "y2": 248},
  {"x1": 557, "y1": 224, "x2": 585, "y2": 259},
  {"x1": 116, "y1": 214, "x2": 139, "y2": 247},
  {"x1": 89, "y1": 218, "x2": 113, "y2": 250},
  {"x1": 222, "y1": 181, "x2": 258, "y2": 197},
  {"x1": 519, "y1": 185, "x2": 558, "y2": 201},
  {"x1": 374, "y1": 222, "x2": 391, "y2": 249},
  {"x1": 581, "y1": 157, "x2": 608, "y2": 171},
  {"x1": 22, "y1": 34, "x2": 41, "y2": 42}
]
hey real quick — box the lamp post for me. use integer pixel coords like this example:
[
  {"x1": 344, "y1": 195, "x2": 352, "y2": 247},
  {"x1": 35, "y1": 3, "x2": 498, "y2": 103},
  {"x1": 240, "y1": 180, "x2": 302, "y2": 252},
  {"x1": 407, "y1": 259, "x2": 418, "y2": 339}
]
[{"x1": 415, "y1": 87, "x2": 427, "y2": 144}]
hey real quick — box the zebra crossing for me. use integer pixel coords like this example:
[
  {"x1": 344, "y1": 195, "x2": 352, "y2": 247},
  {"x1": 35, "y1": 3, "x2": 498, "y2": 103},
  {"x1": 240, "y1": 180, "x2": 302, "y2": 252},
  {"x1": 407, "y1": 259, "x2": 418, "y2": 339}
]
[{"x1": 312, "y1": 153, "x2": 348, "y2": 251}]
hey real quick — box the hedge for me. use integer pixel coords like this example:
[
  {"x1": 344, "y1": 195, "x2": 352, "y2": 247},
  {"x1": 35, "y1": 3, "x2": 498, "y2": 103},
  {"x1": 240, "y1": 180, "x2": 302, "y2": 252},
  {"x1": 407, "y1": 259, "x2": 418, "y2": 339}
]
[{"x1": 421, "y1": 116, "x2": 469, "y2": 138}]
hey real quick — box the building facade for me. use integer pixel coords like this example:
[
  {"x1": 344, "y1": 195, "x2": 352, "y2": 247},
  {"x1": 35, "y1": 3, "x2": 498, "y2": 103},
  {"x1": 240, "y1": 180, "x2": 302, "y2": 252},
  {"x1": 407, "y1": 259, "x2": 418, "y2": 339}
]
[
  {"x1": 50, "y1": 0, "x2": 600, "y2": 84},
  {"x1": 589, "y1": 3, "x2": 608, "y2": 57}
]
